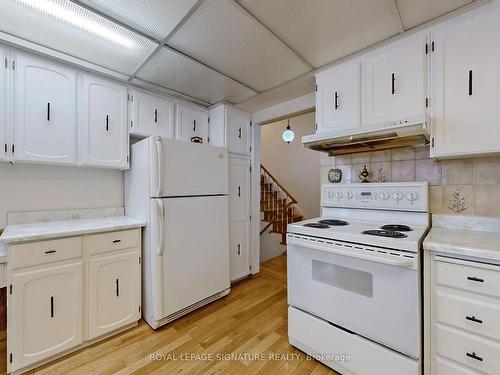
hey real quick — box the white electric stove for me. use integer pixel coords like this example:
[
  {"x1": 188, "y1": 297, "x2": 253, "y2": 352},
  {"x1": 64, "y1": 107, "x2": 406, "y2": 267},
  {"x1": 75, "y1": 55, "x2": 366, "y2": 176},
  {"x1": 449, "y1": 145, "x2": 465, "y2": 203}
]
[{"x1": 287, "y1": 182, "x2": 429, "y2": 375}]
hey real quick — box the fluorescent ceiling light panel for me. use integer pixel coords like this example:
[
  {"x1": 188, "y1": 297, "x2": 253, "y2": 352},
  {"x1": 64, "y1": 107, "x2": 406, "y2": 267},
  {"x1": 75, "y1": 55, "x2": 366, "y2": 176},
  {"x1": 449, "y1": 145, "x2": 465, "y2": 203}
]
[
  {"x1": 0, "y1": 0, "x2": 157, "y2": 74},
  {"x1": 15, "y1": 0, "x2": 136, "y2": 49}
]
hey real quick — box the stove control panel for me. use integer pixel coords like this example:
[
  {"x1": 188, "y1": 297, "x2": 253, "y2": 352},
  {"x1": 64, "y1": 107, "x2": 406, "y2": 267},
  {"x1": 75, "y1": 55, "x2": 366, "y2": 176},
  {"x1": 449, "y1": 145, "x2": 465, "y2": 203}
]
[{"x1": 322, "y1": 182, "x2": 428, "y2": 212}]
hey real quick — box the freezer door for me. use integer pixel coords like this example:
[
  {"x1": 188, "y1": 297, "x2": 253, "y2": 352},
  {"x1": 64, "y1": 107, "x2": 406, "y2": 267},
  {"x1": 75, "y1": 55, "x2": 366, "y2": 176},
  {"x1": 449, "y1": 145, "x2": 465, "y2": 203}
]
[
  {"x1": 149, "y1": 196, "x2": 230, "y2": 321},
  {"x1": 149, "y1": 137, "x2": 228, "y2": 197}
]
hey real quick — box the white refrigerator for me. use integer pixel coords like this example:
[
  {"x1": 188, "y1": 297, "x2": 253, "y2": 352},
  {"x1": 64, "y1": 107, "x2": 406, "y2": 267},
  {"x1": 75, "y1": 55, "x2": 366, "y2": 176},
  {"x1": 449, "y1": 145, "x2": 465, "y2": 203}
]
[{"x1": 125, "y1": 137, "x2": 230, "y2": 329}]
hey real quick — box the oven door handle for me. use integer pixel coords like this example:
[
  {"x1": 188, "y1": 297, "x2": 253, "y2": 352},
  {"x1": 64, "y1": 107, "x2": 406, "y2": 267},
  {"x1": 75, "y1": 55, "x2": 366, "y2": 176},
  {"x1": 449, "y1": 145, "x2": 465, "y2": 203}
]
[
  {"x1": 289, "y1": 237, "x2": 415, "y2": 268},
  {"x1": 330, "y1": 247, "x2": 414, "y2": 268}
]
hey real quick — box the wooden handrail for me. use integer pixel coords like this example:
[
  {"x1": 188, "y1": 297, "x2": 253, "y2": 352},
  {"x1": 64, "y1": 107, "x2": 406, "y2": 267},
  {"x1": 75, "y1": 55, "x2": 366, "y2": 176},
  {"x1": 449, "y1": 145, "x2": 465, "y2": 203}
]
[{"x1": 260, "y1": 164, "x2": 297, "y2": 204}]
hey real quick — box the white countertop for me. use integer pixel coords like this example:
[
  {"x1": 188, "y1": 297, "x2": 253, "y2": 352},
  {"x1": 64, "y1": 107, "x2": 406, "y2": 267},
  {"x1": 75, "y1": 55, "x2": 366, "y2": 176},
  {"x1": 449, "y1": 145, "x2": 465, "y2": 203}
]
[
  {"x1": 0, "y1": 208, "x2": 145, "y2": 244},
  {"x1": 423, "y1": 215, "x2": 500, "y2": 261}
]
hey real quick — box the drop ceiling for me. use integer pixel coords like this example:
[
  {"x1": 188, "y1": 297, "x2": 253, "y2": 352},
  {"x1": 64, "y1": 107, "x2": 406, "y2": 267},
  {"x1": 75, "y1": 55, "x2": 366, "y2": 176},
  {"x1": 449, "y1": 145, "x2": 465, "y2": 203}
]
[{"x1": 0, "y1": 0, "x2": 481, "y2": 111}]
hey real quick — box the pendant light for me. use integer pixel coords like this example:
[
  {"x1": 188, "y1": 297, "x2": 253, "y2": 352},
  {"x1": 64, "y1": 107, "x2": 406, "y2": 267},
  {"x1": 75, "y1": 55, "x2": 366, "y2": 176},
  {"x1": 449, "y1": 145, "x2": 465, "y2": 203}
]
[{"x1": 282, "y1": 118, "x2": 295, "y2": 144}]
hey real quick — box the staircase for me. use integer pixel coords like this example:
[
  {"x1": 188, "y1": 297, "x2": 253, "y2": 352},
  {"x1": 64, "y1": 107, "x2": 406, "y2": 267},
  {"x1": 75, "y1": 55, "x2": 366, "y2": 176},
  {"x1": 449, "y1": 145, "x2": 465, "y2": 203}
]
[{"x1": 260, "y1": 164, "x2": 303, "y2": 245}]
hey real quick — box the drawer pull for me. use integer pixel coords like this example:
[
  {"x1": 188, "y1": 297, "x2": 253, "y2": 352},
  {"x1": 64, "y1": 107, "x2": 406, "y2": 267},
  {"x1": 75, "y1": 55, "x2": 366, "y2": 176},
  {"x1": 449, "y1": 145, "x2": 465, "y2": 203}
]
[
  {"x1": 466, "y1": 352, "x2": 483, "y2": 362},
  {"x1": 112, "y1": 239, "x2": 121, "y2": 244},
  {"x1": 467, "y1": 276, "x2": 484, "y2": 283},
  {"x1": 466, "y1": 315, "x2": 483, "y2": 324},
  {"x1": 44, "y1": 250, "x2": 56, "y2": 254},
  {"x1": 116, "y1": 278, "x2": 120, "y2": 297},
  {"x1": 50, "y1": 296, "x2": 54, "y2": 318}
]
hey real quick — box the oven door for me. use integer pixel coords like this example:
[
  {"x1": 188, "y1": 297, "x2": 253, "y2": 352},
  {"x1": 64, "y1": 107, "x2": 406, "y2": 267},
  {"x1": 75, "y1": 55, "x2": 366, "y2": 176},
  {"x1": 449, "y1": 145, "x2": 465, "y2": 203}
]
[{"x1": 287, "y1": 235, "x2": 420, "y2": 359}]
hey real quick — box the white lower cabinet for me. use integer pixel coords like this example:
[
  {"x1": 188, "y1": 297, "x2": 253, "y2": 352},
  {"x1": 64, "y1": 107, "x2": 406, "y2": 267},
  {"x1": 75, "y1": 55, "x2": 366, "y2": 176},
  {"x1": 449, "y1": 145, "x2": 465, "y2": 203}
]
[
  {"x1": 88, "y1": 250, "x2": 140, "y2": 339},
  {"x1": 6, "y1": 228, "x2": 141, "y2": 374},
  {"x1": 229, "y1": 221, "x2": 250, "y2": 282},
  {"x1": 428, "y1": 254, "x2": 500, "y2": 375},
  {"x1": 228, "y1": 156, "x2": 251, "y2": 282},
  {"x1": 9, "y1": 261, "x2": 83, "y2": 371}
]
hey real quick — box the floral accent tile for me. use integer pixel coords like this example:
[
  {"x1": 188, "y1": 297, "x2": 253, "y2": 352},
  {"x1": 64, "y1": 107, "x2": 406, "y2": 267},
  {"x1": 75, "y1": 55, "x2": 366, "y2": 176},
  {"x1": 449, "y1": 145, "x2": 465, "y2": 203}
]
[
  {"x1": 370, "y1": 162, "x2": 391, "y2": 182},
  {"x1": 444, "y1": 185, "x2": 473, "y2": 215}
]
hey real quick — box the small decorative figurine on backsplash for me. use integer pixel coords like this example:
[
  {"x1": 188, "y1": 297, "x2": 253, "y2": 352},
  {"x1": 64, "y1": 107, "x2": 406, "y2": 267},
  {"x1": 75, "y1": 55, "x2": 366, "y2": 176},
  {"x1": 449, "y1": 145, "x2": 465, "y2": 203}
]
[
  {"x1": 359, "y1": 165, "x2": 370, "y2": 183},
  {"x1": 448, "y1": 189, "x2": 468, "y2": 214},
  {"x1": 328, "y1": 168, "x2": 343, "y2": 183},
  {"x1": 375, "y1": 167, "x2": 388, "y2": 183}
]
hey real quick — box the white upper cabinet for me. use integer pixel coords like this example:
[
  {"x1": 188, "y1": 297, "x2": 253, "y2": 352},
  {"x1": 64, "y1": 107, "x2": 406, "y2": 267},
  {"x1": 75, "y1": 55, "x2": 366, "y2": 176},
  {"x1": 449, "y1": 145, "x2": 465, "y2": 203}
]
[
  {"x1": 175, "y1": 102, "x2": 209, "y2": 144},
  {"x1": 431, "y1": 4, "x2": 500, "y2": 158},
  {"x1": 0, "y1": 45, "x2": 6, "y2": 161},
  {"x1": 226, "y1": 107, "x2": 251, "y2": 156},
  {"x1": 361, "y1": 34, "x2": 427, "y2": 127},
  {"x1": 315, "y1": 61, "x2": 360, "y2": 133},
  {"x1": 129, "y1": 89, "x2": 174, "y2": 139},
  {"x1": 80, "y1": 73, "x2": 128, "y2": 169},
  {"x1": 12, "y1": 50, "x2": 77, "y2": 165},
  {"x1": 209, "y1": 104, "x2": 251, "y2": 155}
]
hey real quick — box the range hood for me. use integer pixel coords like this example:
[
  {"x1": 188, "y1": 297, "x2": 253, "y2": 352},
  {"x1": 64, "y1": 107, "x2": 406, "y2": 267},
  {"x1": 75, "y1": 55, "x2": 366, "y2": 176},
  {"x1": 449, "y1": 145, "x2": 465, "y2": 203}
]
[{"x1": 302, "y1": 121, "x2": 430, "y2": 156}]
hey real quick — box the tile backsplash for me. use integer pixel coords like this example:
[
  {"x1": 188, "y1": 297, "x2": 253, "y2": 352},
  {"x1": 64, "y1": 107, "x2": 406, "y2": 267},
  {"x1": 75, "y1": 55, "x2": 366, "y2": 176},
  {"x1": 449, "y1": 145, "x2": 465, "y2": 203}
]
[{"x1": 320, "y1": 146, "x2": 500, "y2": 217}]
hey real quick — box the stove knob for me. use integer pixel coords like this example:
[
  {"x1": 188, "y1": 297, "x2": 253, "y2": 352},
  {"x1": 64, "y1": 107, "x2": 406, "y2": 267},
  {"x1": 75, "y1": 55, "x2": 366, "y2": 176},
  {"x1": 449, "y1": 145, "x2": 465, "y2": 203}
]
[
  {"x1": 407, "y1": 192, "x2": 418, "y2": 201},
  {"x1": 379, "y1": 192, "x2": 389, "y2": 200},
  {"x1": 346, "y1": 192, "x2": 353, "y2": 199},
  {"x1": 393, "y1": 192, "x2": 403, "y2": 201},
  {"x1": 335, "y1": 192, "x2": 343, "y2": 199}
]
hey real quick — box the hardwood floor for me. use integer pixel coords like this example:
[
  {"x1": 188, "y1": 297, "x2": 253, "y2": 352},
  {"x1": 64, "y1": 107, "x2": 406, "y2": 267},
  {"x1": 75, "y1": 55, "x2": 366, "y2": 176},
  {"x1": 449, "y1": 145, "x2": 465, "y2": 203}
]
[{"x1": 1, "y1": 255, "x2": 338, "y2": 374}]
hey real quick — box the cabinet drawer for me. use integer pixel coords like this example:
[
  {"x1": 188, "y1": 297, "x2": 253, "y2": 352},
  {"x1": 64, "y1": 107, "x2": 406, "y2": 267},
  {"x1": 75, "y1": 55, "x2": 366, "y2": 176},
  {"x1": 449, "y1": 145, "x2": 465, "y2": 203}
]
[
  {"x1": 436, "y1": 324, "x2": 500, "y2": 374},
  {"x1": 436, "y1": 290, "x2": 500, "y2": 341},
  {"x1": 435, "y1": 257, "x2": 500, "y2": 299},
  {"x1": 10, "y1": 237, "x2": 82, "y2": 269},
  {"x1": 435, "y1": 356, "x2": 480, "y2": 375},
  {"x1": 85, "y1": 229, "x2": 140, "y2": 255}
]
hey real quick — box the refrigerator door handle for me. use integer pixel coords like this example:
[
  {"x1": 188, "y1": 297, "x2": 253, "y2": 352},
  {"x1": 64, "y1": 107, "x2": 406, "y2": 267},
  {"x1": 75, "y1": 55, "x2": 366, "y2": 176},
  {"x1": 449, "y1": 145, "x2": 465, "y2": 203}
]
[
  {"x1": 158, "y1": 200, "x2": 165, "y2": 256},
  {"x1": 155, "y1": 138, "x2": 163, "y2": 197}
]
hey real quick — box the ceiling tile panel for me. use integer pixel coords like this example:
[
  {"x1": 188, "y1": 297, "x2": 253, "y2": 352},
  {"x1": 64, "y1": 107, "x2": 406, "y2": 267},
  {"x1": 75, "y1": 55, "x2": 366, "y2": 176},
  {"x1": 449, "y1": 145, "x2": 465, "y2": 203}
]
[
  {"x1": 237, "y1": 0, "x2": 403, "y2": 68},
  {"x1": 396, "y1": 0, "x2": 475, "y2": 29},
  {"x1": 0, "y1": 0, "x2": 157, "y2": 74},
  {"x1": 136, "y1": 47, "x2": 257, "y2": 105},
  {"x1": 167, "y1": 0, "x2": 311, "y2": 92},
  {"x1": 77, "y1": 0, "x2": 199, "y2": 41}
]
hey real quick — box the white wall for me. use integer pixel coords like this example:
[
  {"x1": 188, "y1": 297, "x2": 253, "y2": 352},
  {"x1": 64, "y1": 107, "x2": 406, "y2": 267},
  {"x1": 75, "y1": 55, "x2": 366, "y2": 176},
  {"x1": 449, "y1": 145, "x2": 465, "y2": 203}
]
[
  {"x1": 260, "y1": 111, "x2": 321, "y2": 219},
  {"x1": 0, "y1": 163, "x2": 123, "y2": 228}
]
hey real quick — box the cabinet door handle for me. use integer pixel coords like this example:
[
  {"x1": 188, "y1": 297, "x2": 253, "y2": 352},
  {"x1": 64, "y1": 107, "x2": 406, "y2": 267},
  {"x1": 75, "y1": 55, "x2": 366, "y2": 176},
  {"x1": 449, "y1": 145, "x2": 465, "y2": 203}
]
[
  {"x1": 468, "y1": 70, "x2": 473, "y2": 96},
  {"x1": 334, "y1": 91, "x2": 339, "y2": 110},
  {"x1": 238, "y1": 127, "x2": 242, "y2": 139},
  {"x1": 193, "y1": 120, "x2": 196, "y2": 132},
  {"x1": 106, "y1": 115, "x2": 109, "y2": 131},
  {"x1": 467, "y1": 276, "x2": 484, "y2": 283},
  {"x1": 466, "y1": 352, "x2": 483, "y2": 362},
  {"x1": 466, "y1": 315, "x2": 483, "y2": 324},
  {"x1": 112, "y1": 239, "x2": 121, "y2": 244},
  {"x1": 50, "y1": 296, "x2": 54, "y2": 318},
  {"x1": 44, "y1": 249, "x2": 56, "y2": 254},
  {"x1": 154, "y1": 109, "x2": 158, "y2": 124},
  {"x1": 392, "y1": 73, "x2": 395, "y2": 95},
  {"x1": 116, "y1": 278, "x2": 119, "y2": 297},
  {"x1": 237, "y1": 243, "x2": 241, "y2": 255},
  {"x1": 47, "y1": 102, "x2": 51, "y2": 121},
  {"x1": 237, "y1": 186, "x2": 241, "y2": 197}
]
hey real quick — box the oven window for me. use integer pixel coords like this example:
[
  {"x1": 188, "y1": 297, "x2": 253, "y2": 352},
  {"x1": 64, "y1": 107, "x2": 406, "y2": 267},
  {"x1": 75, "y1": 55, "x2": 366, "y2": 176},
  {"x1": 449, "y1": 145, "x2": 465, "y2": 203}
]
[{"x1": 312, "y1": 260, "x2": 373, "y2": 298}]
